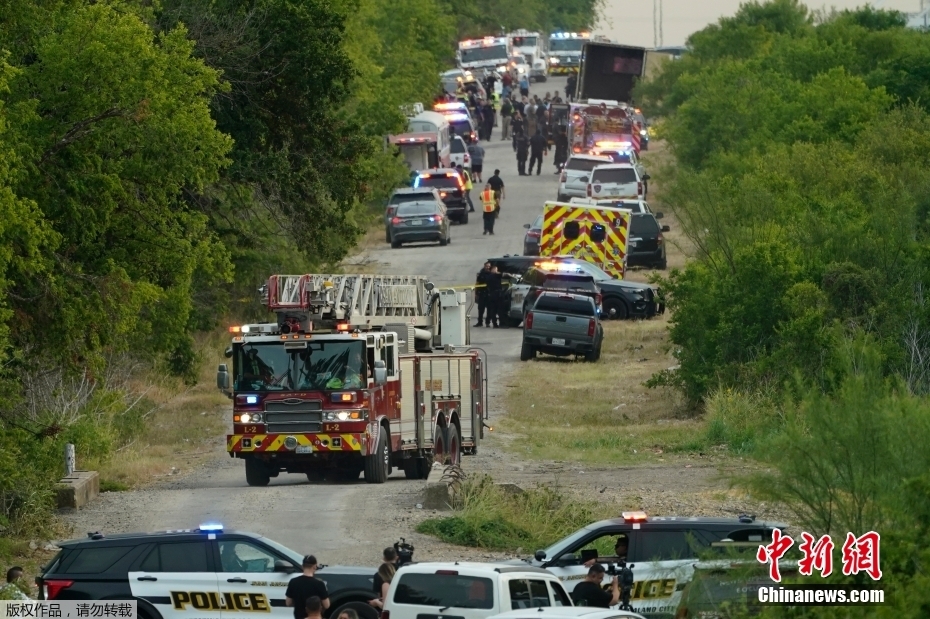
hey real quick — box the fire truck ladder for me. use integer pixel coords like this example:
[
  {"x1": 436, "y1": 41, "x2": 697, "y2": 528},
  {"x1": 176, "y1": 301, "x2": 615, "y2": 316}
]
[{"x1": 263, "y1": 274, "x2": 437, "y2": 330}]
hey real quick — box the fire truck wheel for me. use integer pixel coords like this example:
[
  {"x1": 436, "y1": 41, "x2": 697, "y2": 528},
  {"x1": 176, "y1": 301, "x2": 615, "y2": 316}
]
[
  {"x1": 604, "y1": 298, "x2": 629, "y2": 320},
  {"x1": 432, "y1": 426, "x2": 448, "y2": 465},
  {"x1": 245, "y1": 458, "x2": 271, "y2": 487},
  {"x1": 364, "y1": 431, "x2": 390, "y2": 484},
  {"x1": 305, "y1": 469, "x2": 325, "y2": 483},
  {"x1": 447, "y1": 424, "x2": 461, "y2": 466},
  {"x1": 403, "y1": 457, "x2": 431, "y2": 480}
]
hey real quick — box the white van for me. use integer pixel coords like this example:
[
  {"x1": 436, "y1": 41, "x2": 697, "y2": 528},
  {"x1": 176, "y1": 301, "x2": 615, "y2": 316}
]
[
  {"x1": 382, "y1": 562, "x2": 573, "y2": 619},
  {"x1": 408, "y1": 111, "x2": 453, "y2": 168}
]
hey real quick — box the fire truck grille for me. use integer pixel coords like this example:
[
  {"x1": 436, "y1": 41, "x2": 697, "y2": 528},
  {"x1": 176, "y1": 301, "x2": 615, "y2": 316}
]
[{"x1": 264, "y1": 400, "x2": 323, "y2": 434}]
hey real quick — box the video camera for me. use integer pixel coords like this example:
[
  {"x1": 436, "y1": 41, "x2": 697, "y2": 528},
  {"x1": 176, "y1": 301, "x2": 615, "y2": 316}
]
[
  {"x1": 604, "y1": 560, "x2": 635, "y2": 611},
  {"x1": 394, "y1": 538, "x2": 415, "y2": 567}
]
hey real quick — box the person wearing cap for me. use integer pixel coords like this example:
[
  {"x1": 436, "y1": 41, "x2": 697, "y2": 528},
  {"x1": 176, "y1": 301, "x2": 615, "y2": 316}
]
[
  {"x1": 286, "y1": 555, "x2": 330, "y2": 619},
  {"x1": 571, "y1": 564, "x2": 619, "y2": 608}
]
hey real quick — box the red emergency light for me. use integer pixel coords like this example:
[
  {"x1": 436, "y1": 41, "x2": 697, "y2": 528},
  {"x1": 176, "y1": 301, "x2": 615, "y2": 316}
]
[{"x1": 622, "y1": 511, "x2": 647, "y2": 522}]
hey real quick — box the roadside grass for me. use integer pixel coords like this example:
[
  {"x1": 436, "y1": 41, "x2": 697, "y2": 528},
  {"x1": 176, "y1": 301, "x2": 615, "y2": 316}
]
[
  {"x1": 88, "y1": 329, "x2": 230, "y2": 489},
  {"x1": 499, "y1": 317, "x2": 710, "y2": 464},
  {"x1": 417, "y1": 475, "x2": 622, "y2": 551}
]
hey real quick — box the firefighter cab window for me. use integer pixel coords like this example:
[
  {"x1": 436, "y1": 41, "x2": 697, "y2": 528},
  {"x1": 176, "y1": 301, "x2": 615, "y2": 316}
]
[
  {"x1": 234, "y1": 341, "x2": 367, "y2": 391},
  {"x1": 140, "y1": 542, "x2": 211, "y2": 572},
  {"x1": 218, "y1": 541, "x2": 281, "y2": 573},
  {"x1": 380, "y1": 338, "x2": 396, "y2": 377},
  {"x1": 563, "y1": 221, "x2": 580, "y2": 240}
]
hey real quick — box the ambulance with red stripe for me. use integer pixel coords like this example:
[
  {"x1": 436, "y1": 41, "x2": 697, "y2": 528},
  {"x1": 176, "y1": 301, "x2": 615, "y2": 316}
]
[
  {"x1": 218, "y1": 274, "x2": 486, "y2": 487},
  {"x1": 539, "y1": 201, "x2": 632, "y2": 279}
]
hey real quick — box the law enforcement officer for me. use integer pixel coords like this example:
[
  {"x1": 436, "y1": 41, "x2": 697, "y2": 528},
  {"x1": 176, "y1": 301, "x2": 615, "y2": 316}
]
[
  {"x1": 286, "y1": 556, "x2": 330, "y2": 619},
  {"x1": 475, "y1": 262, "x2": 493, "y2": 327},
  {"x1": 571, "y1": 564, "x2": 619, "y2": 608},
  {"x1": 486, "y1": 266, "x2": 503, "y2": 328}
]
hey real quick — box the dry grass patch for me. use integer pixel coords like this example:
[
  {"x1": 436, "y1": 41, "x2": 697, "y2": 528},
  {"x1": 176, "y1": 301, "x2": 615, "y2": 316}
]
[
  {"x1": 92, "y1": 330, "x2": 230, "y2": 488},
  {"x1": 499, "y1": 317, "x2": 709, "y2": 464}
]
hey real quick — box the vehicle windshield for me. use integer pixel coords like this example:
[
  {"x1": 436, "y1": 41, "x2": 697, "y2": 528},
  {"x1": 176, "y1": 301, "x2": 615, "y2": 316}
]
[
  {"x1": 541, "y1": 525, "x2": 600, "y2": 559},
  {"x1": 396, "y1": 202, "x2": 438, "y2": 216},
  {"x1": 392, "y1": 573, "x2": 494, "y2": 609},
  {"x1": 592, "y1": 168, "x2": 638, "y2": 184},
  {"x1": 564, "y1": 260, "x2": 612, "y2": 281},
  {"x1": 234, "y1": 341, "x2": 366, "y2": 392},
  {"x1": 390, "y1": 192, "x2": 434, "y2": 205},
  {"x1": 630, "y1": 215, "x2": 660, "y2": 236},
  {"x1": 512, "y1": 36, "x2": 537, "y2": 47},
  {"x1": 550, "y1": 38, "x2": 586, "y2": 52},
  {"x1": 449, "y1": 119, "x2": 473, "y2": 136},
  {"x1": 534, "y1": 294, "x2": 596, "y2": 316},
  {"x1": 460, "y1": 45, "x2": 508, "y2": 64},
  {"x1": 451, "y1": 138, "x2": 466, "y2": 153},
  {"x1": 565, "y1": 158, "x2": 609, "y2": 172},
  {"x1": 510, "y1": 56, "x2": 526, "y2": 64},
  {"x1": 416, "y1": 176, "x2": 460, "y2": 190}
]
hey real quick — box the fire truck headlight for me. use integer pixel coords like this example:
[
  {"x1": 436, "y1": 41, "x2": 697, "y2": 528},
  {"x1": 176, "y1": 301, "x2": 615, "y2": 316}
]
[
  {"x1": 241, "y1": 412, "x2": 262, "y2": 423},
  {"x1": 324, "y1": 412, "x2": 336, "y2": 421},
  {"x1": 336, "y1": 411, "x2": 350, "y2": 421}
]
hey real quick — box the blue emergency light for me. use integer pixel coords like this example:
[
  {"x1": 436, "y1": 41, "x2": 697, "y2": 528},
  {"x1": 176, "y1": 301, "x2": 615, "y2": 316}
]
[
  {"x1": 199, "y1": 523, "x2": 224, "y2": 532},
  {"x1": 245, "y1": 395, "x2": 259, "y2": 405}
]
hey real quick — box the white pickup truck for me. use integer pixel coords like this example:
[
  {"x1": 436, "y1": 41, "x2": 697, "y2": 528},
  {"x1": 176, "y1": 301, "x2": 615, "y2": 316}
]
[{"x1": 382, "y1": 562, "x2": 573, "y2": 619}]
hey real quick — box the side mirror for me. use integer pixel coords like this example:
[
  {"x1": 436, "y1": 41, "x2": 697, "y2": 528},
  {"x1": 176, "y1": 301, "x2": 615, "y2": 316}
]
[
  {"x1": 643, "y1": 174, "x2": 651, "y2": 180},
  {"x1": 224, "y1": 346, "x2": 233, "y2": 358},
  {"x1": 217, "y1": 364, "x2": 230, "y2": 391},
  {"x1": 534, "y1": 549, "x2": 547, "y2": 561},
  {"x1": 374, "y1": 360, "x2": 387, "y2": 385},
  {"x1": 523, "y1": 223, "x2": 531, "y2": 229},
  {"x1": 654, "y1": 212, "x2": 664, "y2": 219},
  {"x1": 274, "y1": 560, "x2": 298, "y2": 573},
  {"x1": 661, "y1": 225, "x2": 670, "y2": 232}
]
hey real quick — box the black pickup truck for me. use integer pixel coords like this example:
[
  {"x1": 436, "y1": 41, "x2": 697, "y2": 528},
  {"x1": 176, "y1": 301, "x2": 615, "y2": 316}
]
[{"x1": 522, "y1": 292, "x2": 603, "y2": 362}]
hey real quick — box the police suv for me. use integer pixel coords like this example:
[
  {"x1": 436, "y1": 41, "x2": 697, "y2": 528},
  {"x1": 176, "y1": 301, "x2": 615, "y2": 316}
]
[
  {"x1": 36, "y1": 524, "x2": 381, "y2": 619},
  {"x1": 509, "y1": 511, "x2": 787, "y2": 619}
]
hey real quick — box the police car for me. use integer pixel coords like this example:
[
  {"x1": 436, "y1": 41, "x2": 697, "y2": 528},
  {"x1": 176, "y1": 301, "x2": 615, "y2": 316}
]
[
  {"x1": 508, "y1": 511, "x2": 787, "y2": 619},
  {"x1": 36, "y1": 524, "x2": 381, "y2": 619}
]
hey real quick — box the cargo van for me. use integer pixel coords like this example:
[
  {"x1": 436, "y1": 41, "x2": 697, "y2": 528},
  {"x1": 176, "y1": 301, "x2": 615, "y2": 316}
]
[{"x1": 407, "y1": 111, "x2": 453, "y2": 168}]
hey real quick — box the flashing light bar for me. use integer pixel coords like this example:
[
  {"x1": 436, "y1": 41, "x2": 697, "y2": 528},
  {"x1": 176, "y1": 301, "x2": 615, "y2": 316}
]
[
  {"x1": 435, "y1": 102, "x2": 467, "y2": 111},
  {"x1": 550, "y1": 32, "x2": 590, "y2": 39},
  {"x1": 199, "y1": 523, "x2": 224, "y2": 532},
  {"x1": 538, "y1": 261, "x2": 583, "y2": 273},
  {"x1": 336, "y1": 323, "x2": 350, "y2": 332},
  {"x1": 445, "y1": 113, "x2": 471, "y2": 122},
  {"x1": 595, "y1": 140, "x2": 633, "y2": 148},
  {"x1": 622, "y1": 511, "x2": 648, "y2": 522}
]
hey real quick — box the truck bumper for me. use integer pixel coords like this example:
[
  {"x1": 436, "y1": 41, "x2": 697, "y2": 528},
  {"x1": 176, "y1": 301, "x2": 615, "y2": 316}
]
[
  {"x1": 524, "y1": 335, "x2": 596, "y2": 355},
  {"x1": 227, "y1": 432, "x2": 367, "y2": 455}
]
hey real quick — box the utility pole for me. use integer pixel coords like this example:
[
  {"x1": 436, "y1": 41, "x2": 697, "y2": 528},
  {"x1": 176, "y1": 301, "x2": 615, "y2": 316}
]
[
  {"x1": 659, "y1": 0, "x2": 664, "y2": 47},
  {"x1": 653, "y1": 0, "x2": 658, "y2": 47}
]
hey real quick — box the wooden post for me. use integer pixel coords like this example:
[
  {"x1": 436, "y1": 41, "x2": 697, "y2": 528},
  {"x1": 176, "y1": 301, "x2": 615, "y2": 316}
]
[{"x1": 65, "y1": 443, "x2": 75, "y2": 476}]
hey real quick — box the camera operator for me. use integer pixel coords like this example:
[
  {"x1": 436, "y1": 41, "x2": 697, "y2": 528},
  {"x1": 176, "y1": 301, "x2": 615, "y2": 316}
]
[
  {"x1": 571, "y1": 564, "x2": 619, "y2": 608},
  {"x1": 583, "y1": 535, "x2": 628, "y2": 567}
]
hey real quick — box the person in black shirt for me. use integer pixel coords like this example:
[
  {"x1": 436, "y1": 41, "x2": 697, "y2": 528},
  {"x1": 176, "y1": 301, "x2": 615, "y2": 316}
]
[
  {"x1": 286, "y1": 555, "x2": 330, "y2": 619},
  {"x1": 571, "y1": 564, "x2": 619, "y2": 608},
  {"x1": 475, "y1": 262, "x2": 493, "y2": 327},
  {"x1": 529, "y1": 130, "x2": 548, "y2": 176},
  {"x1": 486, "y1": 266, "x2": 503, "y2": 328},
  {"x1": 371, "y1": 547, "x2": 398, "y2": 596},
  {"x1": 487, "y1": 170, "x2": 505, "y2": 201}
]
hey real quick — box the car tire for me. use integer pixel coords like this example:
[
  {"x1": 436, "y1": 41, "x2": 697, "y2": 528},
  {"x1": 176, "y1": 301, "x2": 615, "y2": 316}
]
[
  {"x1": 391, "y1": 240, "x2": 401, "y2": 249},
  {"x1": 461, "y1": 211, "x2": 469, "y2": 224},
  {"x1": 657, "y1": 257, "x2": 667, "y2": 270},
  {"x1": 584, "y1": 343, "x2": 601, "y2": 362},
  {"x1": 604, "y1": 298, "x2": 629, "y2": 320},
  {"x1": 244, "y1": 458, "x2": 271, "y2": 487},
  {"x1": 385, "y1": 228, "x2": 391, "y2": 243},
  {"x1": 364, "y1": 430, "x2": 390, "y2": 484},
  {"x1": 439, "y1": 236, "x2": 448, "y2": 246},
  {"x1": 330, "y1": 602, "x2": 380, "y2": 619},
  {"x1": 520, "y1": 342, "x2": 536, "y2": 361}
]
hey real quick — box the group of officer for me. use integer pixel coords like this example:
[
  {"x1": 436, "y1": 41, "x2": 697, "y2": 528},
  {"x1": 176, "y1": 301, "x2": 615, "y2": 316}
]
[{"x1": 474, "y1": 261, "x2": 510, "y2": 328}]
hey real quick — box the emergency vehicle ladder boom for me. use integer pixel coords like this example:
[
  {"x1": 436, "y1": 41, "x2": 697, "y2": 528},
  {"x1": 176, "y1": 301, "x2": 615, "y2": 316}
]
[{"x1": 262, "y1": 274, "x2": 436, "y2": 330}]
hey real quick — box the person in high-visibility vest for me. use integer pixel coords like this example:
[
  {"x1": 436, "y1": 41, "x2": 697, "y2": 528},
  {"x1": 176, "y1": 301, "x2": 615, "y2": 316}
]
[
  {"x1": 456, "y1": 165, "x2": 474, "y2": 212},
  {"x1": 480, "y1": 184, "x2": 497, "y2": 235}
]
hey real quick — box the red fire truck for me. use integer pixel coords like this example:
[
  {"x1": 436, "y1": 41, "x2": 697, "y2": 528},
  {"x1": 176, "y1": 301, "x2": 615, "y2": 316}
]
[
  {"x1": 217, "y1": 274, "x2": 486, "y2": 486},
  {"x1": 568, "y1": 102, "x2": 642, "y2": 155}
]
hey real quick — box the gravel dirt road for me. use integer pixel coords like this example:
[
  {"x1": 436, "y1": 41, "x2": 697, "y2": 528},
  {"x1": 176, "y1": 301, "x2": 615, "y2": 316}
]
[{"x1": 62, "y1": 76, "x2": 790, "y2": 568}]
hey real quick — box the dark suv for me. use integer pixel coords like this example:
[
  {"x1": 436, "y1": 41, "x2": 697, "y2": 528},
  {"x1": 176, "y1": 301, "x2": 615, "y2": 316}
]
[
  {"x1": 385, "y1": 187, "x2": 443, "y2": 242},
  {"x1": 486, "y1": 255, "x2": 663, "y2": 322},
  {"x1": 627, "y1": 213, "x2": 669, "y2": 269},
  {"x1": 36, "y1": 524, "x2": 381, "y2": 619},
  {"x1": 415, "y1": 169, "x2": 469, "y2": 223}
]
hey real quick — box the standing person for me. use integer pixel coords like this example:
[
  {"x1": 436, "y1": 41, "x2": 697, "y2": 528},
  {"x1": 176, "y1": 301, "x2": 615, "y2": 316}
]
[
  {"x1": 566, "y1": 71, "x2": 577, "y2": 102},
  {"x1": 285, "y1": 556, "x2": 330, "y2": 619},
  {"x1": 305, "y1": 597, "x2": 325, "y2": 619},
  {"x1": 372, "y1": 547, "x2": 398, "y2": 594},
  {"x1": 482, "y1": 100, "x2": 495, "y2": 143},
  {"x1": 368, "y1": 562, "x2": 396, "y2": 610},
  {"x1": 529, "y1": 130, "x2": 548, "y2": 175},
  {"x1": 474, "y1": 262, "x2": 493, "y2": 326},
  {"x1": 455, "y1": 165, "x2": 474, "y2": 212},
  {"x1": 519, "y1": 75, "x2": 530, "y2": 98},
  {"x1": 554, "y1": 127, "x2": 568, "y2": 173},
  {"x1": 487, "y1": 169, "x2": 505, "y2": 206},
  {"x1": 500, "y1": 97, "x2": 512, "y2": 141},
  {"x1": 467, "y1": 143, "x2": 484, "y2": 183},
  {"x1": 571, "y1": 565, "x2": 620, "y2": 608},
  {"x1": 501, "y1": 69, "x2": 513, "y2": 92},
  {"x1": 479, "y1": 184, "x2": 497, "y2": 236},
  {"x1": 1, "y1": 567, "x2": 29, "y2": 600},
  {"x1": 525, "y1": 100, "x2": 537, "y2": 137},
  {"x1": 486, "y1": 266, "x2": 503, "y2": 328},
  {"x1": 516, "y1": 133, "x2": 529, "y2": 176}
]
